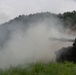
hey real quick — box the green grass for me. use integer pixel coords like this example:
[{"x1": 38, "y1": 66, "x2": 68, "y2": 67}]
[{"x1": 1, "y1": 62, "x2": 76, "y2": 75}]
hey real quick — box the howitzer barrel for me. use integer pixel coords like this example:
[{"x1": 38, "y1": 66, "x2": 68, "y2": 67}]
[{"x1": 49, "y1": 37, "x2": 74, "y2": 42}]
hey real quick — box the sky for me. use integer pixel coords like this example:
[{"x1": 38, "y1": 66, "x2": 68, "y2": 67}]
[{"x1": 0, "y1": 0, "x2": 76, "y2": 24}]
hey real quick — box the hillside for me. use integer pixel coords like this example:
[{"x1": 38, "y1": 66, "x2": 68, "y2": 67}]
[
  {"x1": 0, "y1": 11, "x2": 75, "y2": 51},
  {"x1": 1, "y1": 11, "x2": 76, "y2": 31},
  {"x1": 0, "y1": 12, "x2": 63, "y2": 49}
]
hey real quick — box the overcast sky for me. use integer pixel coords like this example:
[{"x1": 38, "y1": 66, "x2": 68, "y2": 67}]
[{"x1": 0, "y1": 0, "x2": 76, "y2": 24}]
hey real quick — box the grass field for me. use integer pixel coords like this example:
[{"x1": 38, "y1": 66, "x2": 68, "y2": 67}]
[{"x1": 1, "y1": 62, "x2": 76, "y2": 75}]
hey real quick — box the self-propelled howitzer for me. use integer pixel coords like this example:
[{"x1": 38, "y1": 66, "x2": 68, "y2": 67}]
[{"x1": 55, "y1": 38, "x2": 76, "y2": 62}]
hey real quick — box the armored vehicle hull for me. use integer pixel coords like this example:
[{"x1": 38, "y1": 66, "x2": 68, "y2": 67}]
[{"x1": 56, "y1": 46, "x2": 76, "y2": 62}]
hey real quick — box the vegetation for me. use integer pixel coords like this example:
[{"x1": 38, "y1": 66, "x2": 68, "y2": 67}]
[
  {"x1": 1, "y1": 10, "x2": 76, "y2": 31},
  {"x1": 58, "y1": 11, "x2": 76, "y2": 29},
  {"x1": 0, "y1": 62, "x2": 76, "y2": 75}
]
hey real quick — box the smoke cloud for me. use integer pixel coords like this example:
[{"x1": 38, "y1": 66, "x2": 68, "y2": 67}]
[{"x1": 0, "y1": 15, "x2": 74, "y2": 69}]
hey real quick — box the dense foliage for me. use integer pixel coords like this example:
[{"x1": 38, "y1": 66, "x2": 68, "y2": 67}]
[
  {"x1": 58, "y1": 11, "x2": 76, "y2": 29},
  {"x1": 1, "y1": 11, "x2": 76, "y2": 31}
]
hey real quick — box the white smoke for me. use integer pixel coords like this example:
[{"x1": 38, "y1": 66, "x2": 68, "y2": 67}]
[{"x1": 0, "y1": 16, "x2": 74, "y2": 69}]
